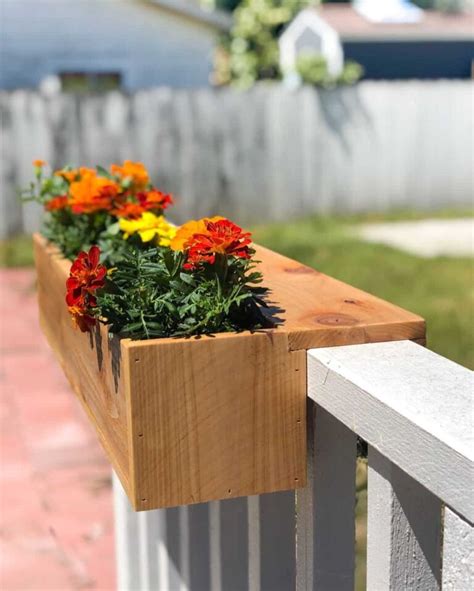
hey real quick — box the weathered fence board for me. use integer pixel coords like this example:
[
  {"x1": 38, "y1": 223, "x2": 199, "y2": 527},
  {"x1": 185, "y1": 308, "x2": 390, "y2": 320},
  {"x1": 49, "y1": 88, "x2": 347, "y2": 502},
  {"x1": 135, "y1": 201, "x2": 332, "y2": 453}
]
[{"x1": 1, "y1": 80, "x2": 472, "y2": 237}]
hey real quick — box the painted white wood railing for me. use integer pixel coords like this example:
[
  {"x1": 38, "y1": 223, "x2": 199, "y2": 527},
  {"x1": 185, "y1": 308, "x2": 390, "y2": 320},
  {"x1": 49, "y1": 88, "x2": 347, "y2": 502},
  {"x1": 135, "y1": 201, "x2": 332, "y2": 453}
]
[{"x1": 113, "y1": 340, "x2": 473, "y2": 590}]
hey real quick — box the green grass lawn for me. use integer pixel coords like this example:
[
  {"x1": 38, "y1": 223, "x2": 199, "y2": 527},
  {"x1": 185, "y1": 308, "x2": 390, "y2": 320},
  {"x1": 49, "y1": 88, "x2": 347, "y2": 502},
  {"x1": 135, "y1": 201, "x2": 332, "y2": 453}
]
[
  {"x1": 252, "y1": 215, "x2": 473, "y2": 370},
  {"x1": 2, "y1": 213, "x2": 472, "y2": 589}
]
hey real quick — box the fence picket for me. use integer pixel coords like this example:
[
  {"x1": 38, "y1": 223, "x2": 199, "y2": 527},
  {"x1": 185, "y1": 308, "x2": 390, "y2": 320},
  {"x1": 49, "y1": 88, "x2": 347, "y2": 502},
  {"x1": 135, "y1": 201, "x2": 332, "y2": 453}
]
[{"x1": 1, "y1": 81, "x2": 472, "y2": 237}]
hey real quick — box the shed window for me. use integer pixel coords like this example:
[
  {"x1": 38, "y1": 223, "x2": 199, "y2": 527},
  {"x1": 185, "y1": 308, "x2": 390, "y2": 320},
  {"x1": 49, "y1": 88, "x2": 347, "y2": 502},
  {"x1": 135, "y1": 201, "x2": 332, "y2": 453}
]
[
  {"x1": 295, "y1": 28, "x2": 323, "y2": 55},
  {"x1": 59, "y1": 72, "x2": 122, "y2": 93}
]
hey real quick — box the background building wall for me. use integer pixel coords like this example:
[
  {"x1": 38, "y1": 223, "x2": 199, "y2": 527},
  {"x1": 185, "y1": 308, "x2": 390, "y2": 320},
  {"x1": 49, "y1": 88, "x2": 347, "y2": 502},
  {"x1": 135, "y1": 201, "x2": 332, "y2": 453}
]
[
  {"x1": 343, "y1": 40, "x2": 474, "y2": 79},
  {"x1": 1, "y1": 80, "x2": 472, "y2": 237},
  {"x1": 0, "y1": 0, "x2": 218, "y2": 90}
]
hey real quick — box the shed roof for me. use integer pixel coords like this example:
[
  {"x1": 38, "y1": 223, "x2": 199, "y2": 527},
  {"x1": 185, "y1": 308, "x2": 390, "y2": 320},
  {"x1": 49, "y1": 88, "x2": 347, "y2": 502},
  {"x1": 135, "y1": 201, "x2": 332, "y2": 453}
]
[
  {"x1": 149, "y1": 0, "x2": 232, "y2": 31},
  {"x1": 312, "y1": 5, "x2": 474, "y2": 42}
]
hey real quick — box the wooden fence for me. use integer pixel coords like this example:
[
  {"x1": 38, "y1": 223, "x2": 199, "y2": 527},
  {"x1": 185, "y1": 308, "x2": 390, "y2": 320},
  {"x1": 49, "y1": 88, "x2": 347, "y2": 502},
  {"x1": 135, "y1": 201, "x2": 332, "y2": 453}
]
[{"x1": 1, "y1": 81, "x2": 473, "y2": 238}]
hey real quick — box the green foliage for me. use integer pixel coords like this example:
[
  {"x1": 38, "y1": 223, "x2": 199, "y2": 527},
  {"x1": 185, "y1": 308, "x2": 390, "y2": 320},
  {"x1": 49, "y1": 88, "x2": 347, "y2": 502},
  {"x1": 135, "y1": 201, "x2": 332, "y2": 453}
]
[
  {"x1": 215, "y1": 0, "x2": 242, "y2": 9},
  {"x1": 296, "y1": 52, "x2": 363, "y2": 87},
  {"x1": 21, "y1": 165, "x2": 112, "y2": 260},
  {"x1": 412, "y1": 0, "x2": 463, "y2": 10},
  {"x1": 96, "y1": 247, "x2": 270, "y2": 340},
  {"x1": 42, "y1": 209, "x2": 111, "y2": 261},
  {"x1": 216, "y1": 0, "x2": 310, "y2": 88},
  {"x1": 339, "y1": 60, "x2": 364, "y2": 85}
]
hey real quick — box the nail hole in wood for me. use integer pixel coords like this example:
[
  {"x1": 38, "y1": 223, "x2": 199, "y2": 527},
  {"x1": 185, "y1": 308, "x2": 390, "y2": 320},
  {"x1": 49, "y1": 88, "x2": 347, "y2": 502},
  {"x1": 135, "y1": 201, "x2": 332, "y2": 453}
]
[
  {"x1": 135, "y1": 358, "x2": 140, "y2": 363},
  {"x1": 138, "y1": 433, "x2": 143, "y2": 438}
]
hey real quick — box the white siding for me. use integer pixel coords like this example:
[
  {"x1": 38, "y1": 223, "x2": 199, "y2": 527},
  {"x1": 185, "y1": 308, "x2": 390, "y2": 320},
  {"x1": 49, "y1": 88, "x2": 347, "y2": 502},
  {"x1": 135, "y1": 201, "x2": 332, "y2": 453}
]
[{"x1": 0, "y1": 0, "x2": 218, "y2": 90}]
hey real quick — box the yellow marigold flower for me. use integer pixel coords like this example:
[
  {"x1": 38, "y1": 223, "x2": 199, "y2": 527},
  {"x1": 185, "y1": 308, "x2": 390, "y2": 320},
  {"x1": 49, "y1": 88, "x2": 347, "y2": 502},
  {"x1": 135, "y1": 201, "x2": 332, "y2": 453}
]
[
  {"x1": 119, "y1": 212, "x2": 176, "y2": 246},
  {"x1": 170, "y1": 216, "x2": 223, "y2": 251},
  {"x1": 110, "y1": 161, "x2": 149, "y2": 191}
]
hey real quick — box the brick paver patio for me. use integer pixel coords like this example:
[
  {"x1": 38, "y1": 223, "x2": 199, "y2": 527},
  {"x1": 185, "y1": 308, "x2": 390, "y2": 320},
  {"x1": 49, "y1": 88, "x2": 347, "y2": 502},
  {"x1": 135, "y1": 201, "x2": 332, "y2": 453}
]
[{"x1": 0, "y1": 269, "x2": 115, "y2": 590}]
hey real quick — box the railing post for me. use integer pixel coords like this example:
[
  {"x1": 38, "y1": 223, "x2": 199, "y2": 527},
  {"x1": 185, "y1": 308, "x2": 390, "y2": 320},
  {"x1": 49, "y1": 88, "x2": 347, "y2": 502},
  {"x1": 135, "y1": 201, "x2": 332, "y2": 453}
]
[
  {"x1": 367, "y1": 447, "x2": 442, "y2": 591},
  {"x1": 113, "y1": 473, "x2": 296, "y2": 590},
  {"x1": 113, "y1": 472, "x2": 142, "y2": 590},
  {"x1": 442, "y1": 506, "x2": 474, "y2": 590},
  {"x1": 296, "y1": 401, "x2": 357, "y2": 591}
]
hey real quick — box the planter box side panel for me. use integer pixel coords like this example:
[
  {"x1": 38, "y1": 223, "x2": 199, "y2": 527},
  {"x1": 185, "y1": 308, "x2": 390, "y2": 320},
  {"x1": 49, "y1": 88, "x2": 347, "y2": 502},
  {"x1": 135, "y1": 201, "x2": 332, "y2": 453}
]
[
  {"x1": 125, "y1": 333, "x2": 307, "y2": 510},
  {"x1": 34, "y1": 235, "x2": 132, "y2": 493}
]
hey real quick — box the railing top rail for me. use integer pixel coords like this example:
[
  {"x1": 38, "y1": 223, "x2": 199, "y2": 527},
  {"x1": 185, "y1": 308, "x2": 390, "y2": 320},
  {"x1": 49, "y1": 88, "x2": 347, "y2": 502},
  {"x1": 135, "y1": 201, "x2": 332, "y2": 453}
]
[{"x1": 307, "y1": 340, "x2": 473, "y2": 523}]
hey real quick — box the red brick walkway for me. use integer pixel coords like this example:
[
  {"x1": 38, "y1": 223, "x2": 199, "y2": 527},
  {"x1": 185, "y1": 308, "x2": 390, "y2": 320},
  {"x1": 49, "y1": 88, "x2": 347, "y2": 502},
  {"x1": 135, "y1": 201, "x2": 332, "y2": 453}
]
[{"x1": 0, "y1": 270, "x2": 115, "y2": 590}]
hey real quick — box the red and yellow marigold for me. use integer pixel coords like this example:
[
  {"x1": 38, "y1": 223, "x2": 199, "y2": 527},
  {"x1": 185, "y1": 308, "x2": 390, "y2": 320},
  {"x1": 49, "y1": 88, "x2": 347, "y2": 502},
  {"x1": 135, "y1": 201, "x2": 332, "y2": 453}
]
[{"x1": 177, "y1": 218, "x2": 252, "y2": 269}]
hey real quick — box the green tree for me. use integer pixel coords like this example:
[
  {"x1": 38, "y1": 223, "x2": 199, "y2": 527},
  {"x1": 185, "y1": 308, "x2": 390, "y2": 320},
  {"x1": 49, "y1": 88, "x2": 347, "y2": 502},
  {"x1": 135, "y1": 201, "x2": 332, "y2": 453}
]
[
  {"x1": 215, "y1": 0, "x2": 243, "y2": 9},
  {"x1": 215, "y1": 0, "x2": 311, "y2": 88}
]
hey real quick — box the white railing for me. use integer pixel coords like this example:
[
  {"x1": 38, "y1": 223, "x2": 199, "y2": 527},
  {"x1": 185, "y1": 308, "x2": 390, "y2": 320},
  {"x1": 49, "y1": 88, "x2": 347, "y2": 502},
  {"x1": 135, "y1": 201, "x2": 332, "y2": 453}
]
[{"x1": 113, "y1": 340, "x2": 473, "y2": 590}]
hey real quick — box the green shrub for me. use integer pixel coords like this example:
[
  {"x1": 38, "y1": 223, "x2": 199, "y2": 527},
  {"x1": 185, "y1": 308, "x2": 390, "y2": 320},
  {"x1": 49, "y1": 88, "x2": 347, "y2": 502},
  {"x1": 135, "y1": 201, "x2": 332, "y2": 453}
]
[{"x1": 296, "y1": 52, "x2": 364, "y2": 88}]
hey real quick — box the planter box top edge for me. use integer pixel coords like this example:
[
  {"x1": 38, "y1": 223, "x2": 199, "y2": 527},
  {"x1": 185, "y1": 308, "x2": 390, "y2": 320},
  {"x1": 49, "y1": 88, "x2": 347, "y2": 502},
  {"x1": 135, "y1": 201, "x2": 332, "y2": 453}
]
[{"x1": 33, "y1": 233, "x2": 425, "y2": 351}]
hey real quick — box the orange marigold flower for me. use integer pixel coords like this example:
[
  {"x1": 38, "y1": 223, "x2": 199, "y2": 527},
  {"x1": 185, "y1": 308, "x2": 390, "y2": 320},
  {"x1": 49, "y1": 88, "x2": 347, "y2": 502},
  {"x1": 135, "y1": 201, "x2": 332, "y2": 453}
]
[
  {"x1": 66, "y1": 246, "x2": 106, "y2": 332},
  {"x1": 110, "y1": 161, "x2": 149, "y2": 191},
  {"x1": 69, "y1": 169, "x2": 119, "y2": 214},
  {"x1": 54, "y1": 166, "x2": 91, "y2": 183},
  {"x1": 170, "y1": 216, "x2": 223, "y2": 252},
  {"x1": 184, "y1": 218, "x2": 252, "y2": 269},
  {"x1": 33, "y1": 159, "x2": 47, "y2": 167},
  {"x1": 45, "y1": 195, "x2": 69, "y2": 212}
]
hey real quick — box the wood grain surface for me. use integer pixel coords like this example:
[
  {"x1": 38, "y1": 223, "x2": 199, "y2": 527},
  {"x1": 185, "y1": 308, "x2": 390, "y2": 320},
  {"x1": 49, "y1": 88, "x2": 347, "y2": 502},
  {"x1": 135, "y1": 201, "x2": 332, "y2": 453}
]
[{"x1": 33, "y1": 233, "x2": 425, "y2": 510}]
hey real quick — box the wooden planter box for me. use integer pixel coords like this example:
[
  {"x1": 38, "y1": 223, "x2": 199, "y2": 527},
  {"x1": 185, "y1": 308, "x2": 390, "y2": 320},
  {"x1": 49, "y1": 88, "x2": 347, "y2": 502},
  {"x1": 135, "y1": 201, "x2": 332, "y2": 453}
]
[{"x1": 34, "y1": 233, "x2": 425, "y2": 511}]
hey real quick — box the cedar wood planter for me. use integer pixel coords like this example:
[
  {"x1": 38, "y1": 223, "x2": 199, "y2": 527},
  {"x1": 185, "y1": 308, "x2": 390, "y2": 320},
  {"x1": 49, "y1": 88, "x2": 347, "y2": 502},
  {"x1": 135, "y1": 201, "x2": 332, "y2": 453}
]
[{"x1": 34, "y1": 233, "x2": 425, "y2": 511}]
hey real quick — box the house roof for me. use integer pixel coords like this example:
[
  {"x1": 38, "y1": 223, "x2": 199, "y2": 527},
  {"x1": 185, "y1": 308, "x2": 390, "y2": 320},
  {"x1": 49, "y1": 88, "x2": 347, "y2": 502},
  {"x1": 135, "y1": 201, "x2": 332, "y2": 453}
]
[
  {"x1": 148, "y1": 0, "x2": 232, "y2": 31},
  {"x1": 312, "y1": 5, "x2": 474, "y2": 42}
]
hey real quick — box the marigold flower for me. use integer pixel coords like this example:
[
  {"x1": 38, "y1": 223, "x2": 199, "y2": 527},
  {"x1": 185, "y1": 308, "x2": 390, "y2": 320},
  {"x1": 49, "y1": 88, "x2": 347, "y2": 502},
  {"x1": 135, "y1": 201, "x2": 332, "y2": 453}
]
[
  {"x1": 170, "y1": 216, "x2": 223, "y2": 252},
  {"x1": 67, "y1": 307, "x2": 98, "y2": 333},
  {"x1": 112, "y1": 202, "x2": 146, "y2": 220},
  {"x1": 184, "y1": 218, "x2": 252, "y2": 269},
  {"x1": 45, "y1": 195, "x2": 69, "y2": 212},
  {"x1": 119, "y1": 212, "x2": 176, "y2": 246},
  {"x1": 54, "y1": 166, "x2": 90, "y2": 183},
  {"x1": 110, "y1": 161, "x2": 149, "y2": 191},
  {"x1": 69, "y1": 169, "x2": 119, "y2": 214},
  {"x1": 138, "y1": 189, "x2": 173, "y2": 212},
  {"x1": 33, "y1": 159, "x2": 47, "y2": 168},
  {"x1": 66, "y1": 245, "x2": 106, "y2": 332}
]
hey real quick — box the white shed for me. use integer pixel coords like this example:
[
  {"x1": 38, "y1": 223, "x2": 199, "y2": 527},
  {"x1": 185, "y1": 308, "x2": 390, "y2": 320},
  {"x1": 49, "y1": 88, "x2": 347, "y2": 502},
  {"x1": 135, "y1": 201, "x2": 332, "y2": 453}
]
[{"x1": 279, "y1": 8, "x2": 344, "y2": 80}]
